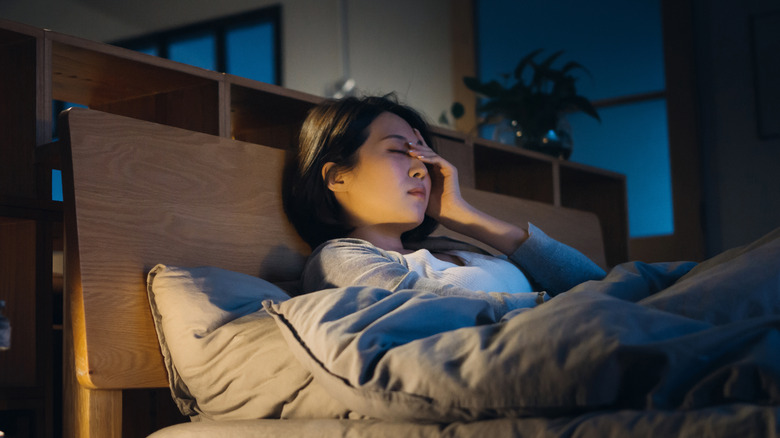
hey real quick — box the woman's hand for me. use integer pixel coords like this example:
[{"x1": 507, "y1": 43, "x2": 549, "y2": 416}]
[
  {"x1": 406, "y1": 129, "x2": 529, "y2": 255},
  {"x1": 405, "y1": 129, "x2": 469, "y2": 227}
]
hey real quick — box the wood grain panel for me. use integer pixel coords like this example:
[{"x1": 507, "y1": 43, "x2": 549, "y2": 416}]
[
  {"x1": 63, "y1": 292, "x2": 122, "y2": 438},
  {"x1": 559, "y1": 165, "x2": 629, "y2": 267},
  {"x1": 434, "y1": 134, "x2": 475, "y2": 189},
  {"x1": 51, "y1": 40, "x2": 218, "y2": 107},
  {"x1": 61, "y1": 108, "x2": 309, "y2": 389},
  {"x1": 92, "y1": 83, "x2": 220, "y2": 136},
  {"x1": 474, "y1": 144, "x2": 556, "y2": 204}
]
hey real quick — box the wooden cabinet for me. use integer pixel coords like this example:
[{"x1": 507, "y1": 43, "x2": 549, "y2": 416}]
[{"x1": 0, "y1": 19, "x2": 628, "y2": 436}]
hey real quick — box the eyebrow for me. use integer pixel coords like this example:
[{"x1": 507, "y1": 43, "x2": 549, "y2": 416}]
[{"x1": 382, "y1": 134, "x2": 422, "y2": 145}]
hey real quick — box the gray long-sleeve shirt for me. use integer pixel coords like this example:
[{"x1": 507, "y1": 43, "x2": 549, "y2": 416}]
[{"x1": 301, "y1": 223, "x2": 606, "y2": 317}]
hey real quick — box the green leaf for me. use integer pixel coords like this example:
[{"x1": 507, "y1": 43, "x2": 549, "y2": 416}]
[
  {"x1": 463, "y1": 77, "x2": 508, "y2": 98},
  {"x1": 460, "y1": 49, "x2": 599, "y2": 132},
  {"x1": 513, "y1": 48, "x2": 544, "y2": 81},
  {"x1": 539, "y1": 50, "x2": 565, "y2": 70},
  {"x1": 561, "y1": 61, "x2": 590, "y2": 76},
  {"x1": 566, "y1": 95, "x2": 601, "y2": 121}
]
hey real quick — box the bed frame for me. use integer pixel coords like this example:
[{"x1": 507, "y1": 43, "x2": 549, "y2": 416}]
[{"x1": 59, "y1": 108, "x2": 606, "y2": 437}]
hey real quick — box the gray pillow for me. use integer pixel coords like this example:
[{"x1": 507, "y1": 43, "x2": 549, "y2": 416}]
[{"x1": 146, "y1": 264, "x2": 354, "y2": 420}]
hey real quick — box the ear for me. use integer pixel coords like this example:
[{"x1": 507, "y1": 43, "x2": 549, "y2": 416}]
[{"x1": 322, "y1": 162, "x2": 350, "y2": 192}]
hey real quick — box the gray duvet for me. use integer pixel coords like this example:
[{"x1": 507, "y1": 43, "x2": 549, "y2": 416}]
[{"x1": 263, "y1": 228, "x2": 780, "y2": 434}]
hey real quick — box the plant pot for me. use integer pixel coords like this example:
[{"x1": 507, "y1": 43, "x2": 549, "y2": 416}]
[{"x1": 515, "y1": 117, "x2": 573, "y2": 160}]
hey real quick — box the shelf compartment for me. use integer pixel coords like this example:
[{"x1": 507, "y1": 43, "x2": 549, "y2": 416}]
[
  {"x1": 473, "y1": 142, "x2": 555, "y2": 204},
  {"x1": 559, "y1": 162, "x2": 628, "y2": 266},
  {"x1": 0, "y1": 28, "x2": 39, "y2": 199},
  {"x1": 49, "y1": 34, "x2": 222, "y2": 136},
  {"x1": 229, "y1": 77, "x2": 319, "y2": 150},
  {"x1": 431, "y1": 129, "x2": 475, "y2": 189}
]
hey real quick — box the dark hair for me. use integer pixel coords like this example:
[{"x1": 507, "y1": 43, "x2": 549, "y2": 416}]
[{"x1": 283, "y1": 94, "x2": 439, "y2": 249}]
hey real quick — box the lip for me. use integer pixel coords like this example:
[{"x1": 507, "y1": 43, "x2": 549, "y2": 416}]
[{"x1": 407, "y1": 187, "x2": 427, "y2": 199}]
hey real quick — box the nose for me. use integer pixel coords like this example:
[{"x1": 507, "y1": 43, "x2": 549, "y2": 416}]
[{"x1": 409, "y1": 156, "x2": 428, "y2": 179}]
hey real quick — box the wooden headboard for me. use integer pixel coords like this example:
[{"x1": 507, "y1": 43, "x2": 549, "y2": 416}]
[{"x1": 60, "y1": 108, "x2": 605, "y2": 436}]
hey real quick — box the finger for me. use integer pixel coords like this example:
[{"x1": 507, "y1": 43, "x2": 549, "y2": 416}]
[
  {"x1": 415, "y1": 152, "x2": 458, "y2": 176},
  {"x1": 406, "y1": 144, "x2": 436, "y2": 160},
  {"x1": 412, "y1": 153, "x2": 449, "y2": 169},
  {"x1": 412, "y1": 128, "x2": 433, "y2": 150},
  {"x1": 406, "y1": 141, "x2": 436, "y2": 157}
]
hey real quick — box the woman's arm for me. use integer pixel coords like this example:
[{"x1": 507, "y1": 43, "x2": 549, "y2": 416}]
[
  {"x1": 509, "y1": 224, "x2": 606, "y2": 295},
  {"x1": 301, "y1": 238, "x2": 547, "y2": 316},
  {"x1": 409, "y1": 130, "x2": 605, "y2": 293},
  {"x1": 432, "y1": 198, "x2": 531, "y2": 256}
]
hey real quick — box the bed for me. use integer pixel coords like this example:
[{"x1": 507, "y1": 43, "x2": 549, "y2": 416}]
[{"x1": 60, "y1": 108, "x2": 780, "y2": 437}]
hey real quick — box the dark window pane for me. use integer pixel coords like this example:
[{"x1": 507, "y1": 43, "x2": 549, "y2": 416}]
[
  {"x1": 52, "y1": 169, "x2": 63, "y2": 202},
  {"x1": 136, "y1": 45, "x2": 159, "y2": 57},
  {"x1": 569, "y1": 99, "x2": 673, "y2": 237},
  {"x1": 477, "y1": 0, "x2": 665, "y2": 100},
  {"x1": 169, "y1": 33, "x2": 216, "y2": 70},
  {"x1": 226, "y1": 23, "x2": 276, "y2": 83}
]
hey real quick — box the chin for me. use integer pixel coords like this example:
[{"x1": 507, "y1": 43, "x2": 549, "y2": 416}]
[{"x1": 399, "y1": 219, "x2": 424, "y2": 233}]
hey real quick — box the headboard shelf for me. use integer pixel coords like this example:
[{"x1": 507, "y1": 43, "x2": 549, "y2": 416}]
[{"x1": 228, "y1": 79, "x2": 319, "y2": 149}]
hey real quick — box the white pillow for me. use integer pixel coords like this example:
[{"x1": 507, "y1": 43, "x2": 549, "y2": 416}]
[{"x1": 146, "y1": 264, "x2": 354, "y2": 420}]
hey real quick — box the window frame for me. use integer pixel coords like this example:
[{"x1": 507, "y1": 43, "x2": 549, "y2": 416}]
[
  {"x1": 453, "y1": 0, "x2": 704, "y2": 262},
  {"x1": 112, "y1": 5, "x2": 282, "y2": 85}
]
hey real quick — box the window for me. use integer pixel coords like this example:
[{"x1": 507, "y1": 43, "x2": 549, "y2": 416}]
[
  {"x1": 113, "y1": 6, "x2": 281, "y2": 85},
  {"x1": 476, "y1": 0, "x2": 671, "y2": 238}
]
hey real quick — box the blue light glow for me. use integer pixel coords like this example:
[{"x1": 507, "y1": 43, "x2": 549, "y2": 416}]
[
  {"x1": 226, "y1": 23, "x2": 276, "y2": 83},
  {"x1": 52, "y1": 169, "x2": 63, "y2": 202},
  {"x1": 169, "y1": 33, "x2": 216, "y2": 70}
]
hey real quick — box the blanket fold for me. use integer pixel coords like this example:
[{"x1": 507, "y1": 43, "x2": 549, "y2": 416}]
[{"x1": 264, "y1": 230, "x2": 780, "y2": 422}]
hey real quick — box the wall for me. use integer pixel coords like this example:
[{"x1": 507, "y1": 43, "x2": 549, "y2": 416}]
[
  {"x1": 0, "y1": 0, "x2": 454, "y2": 126},
  {"x1": 694, "y1": 0, "x2": 780, "y2": 255}
]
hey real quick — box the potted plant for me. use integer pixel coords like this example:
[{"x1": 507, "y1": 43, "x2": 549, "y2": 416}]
[{"x1": 463, "y1": 49, "x2": 600, "y2": 159}]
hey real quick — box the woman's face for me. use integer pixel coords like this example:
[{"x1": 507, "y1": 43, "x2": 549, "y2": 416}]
[{"x1": 327, "y1": 111, "x2": 431, "y2": 235}]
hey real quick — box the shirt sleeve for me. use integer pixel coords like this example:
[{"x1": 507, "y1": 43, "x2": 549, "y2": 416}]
[
  {"x1": 509, "y1": 223, "x2": 607, "y2": 296},
  {"x1": 301, "y1": 238, "x2": 546, "y2": 317}
]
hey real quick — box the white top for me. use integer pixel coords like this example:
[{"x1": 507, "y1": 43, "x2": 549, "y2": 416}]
[{"x1": 403, "y1": 249, "x2": 533, "y2": 294}]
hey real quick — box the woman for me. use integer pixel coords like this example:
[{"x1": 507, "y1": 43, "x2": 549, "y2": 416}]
[{"x1": 283, "y1": 95, "x2": 605, "y2": 315}]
